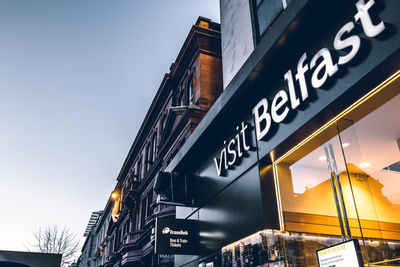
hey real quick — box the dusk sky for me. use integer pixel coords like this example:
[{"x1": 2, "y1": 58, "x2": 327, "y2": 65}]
[{"x1": 0, "y1": 0, "x2": 220, "y2": 253}]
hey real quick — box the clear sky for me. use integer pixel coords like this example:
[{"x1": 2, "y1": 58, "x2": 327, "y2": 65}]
[{"x1": 0, "y1": 0, "x2": 220, "y2": 253}]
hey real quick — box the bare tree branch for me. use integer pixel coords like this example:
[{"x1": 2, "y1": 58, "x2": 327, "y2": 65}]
[{"x1": 30, "y1": 224, "x2": 80, "y2": 266}]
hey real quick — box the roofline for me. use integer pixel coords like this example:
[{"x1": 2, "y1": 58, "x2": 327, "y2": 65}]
[{"x1": 115, "y1": 17, "x2": 221, "y2": 182}]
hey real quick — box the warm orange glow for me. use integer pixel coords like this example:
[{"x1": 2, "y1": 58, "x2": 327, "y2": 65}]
[
  {"x1": 273, "y1": 164, "x2": 284, "y2": 231},
  {"x1": 199, "y1": 21, "x2": 209, "y2": 29},
  {"x1": 368, "y1": 257, "x2": 400, "y2": 265},
  {"x1": 270, "y1": 69, "x2": 400, "y2": 236},
  {"x1": 274, "y1": 69, "x2": 400, "y2": 165},
  {"x1": 111, "y1": 192, "x2": 118, "y2": 199}
]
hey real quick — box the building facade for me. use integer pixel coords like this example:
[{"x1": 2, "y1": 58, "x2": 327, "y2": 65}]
[
  {"x1": 78, "y1": 17, "x2": 223, "y2": 267},
  {"x1": 79, "y1": 211, "x2": 103, "y2": 267},
  {"x1": 157, "y1": 0, "x2": 400, "y2": 266}
]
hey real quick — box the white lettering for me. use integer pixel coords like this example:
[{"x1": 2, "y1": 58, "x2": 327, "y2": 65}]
[
  {"x1": 295, "y1": 52, "x2": 310, "y2": 101},
  {"x1": 271, "y1": 90, "x2": 290, "y2": 123},
  {"x1": 240, "y1": 122, "x2": 251, "y2": 151},
  {"x1": 334, "y1": 22, "x2": 361, "y2": 65},
  {"x1": 227, "y1": 139, "x2": 237, "y2": 165},
  {"x1": 354, "y1": 0, "x2": 385, "y2": 38},
  {"x1": 252, "y1": 98, "x2": 271, "y2": 140},
  {"x1": 213, "y1": 145, "x2": 226, "y2": 176},
  {"x1": 310, "y1": 48, "x2": 338, "y2": 88},
  {"x1": 213, "y1": 121, "x2": 252, "y2": 176},
  {"x1": 284, "y1": 69, "x2": 300, "y2": 109}
]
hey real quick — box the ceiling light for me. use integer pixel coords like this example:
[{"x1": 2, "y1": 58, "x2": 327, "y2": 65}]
[
  {"x1": 359, "y1": 162, "x2": 371, "y2": 168},
  {"x1": 318, "y1": 156, "x2": 327, "y2": 161},
  {"x1": 342, "y1": 143, "x2": 350, "y2": 148}
]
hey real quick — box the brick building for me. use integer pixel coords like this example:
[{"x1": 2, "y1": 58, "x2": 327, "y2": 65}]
[{"x1": 78, "y1": 17, "x2": 222, "y2": 267}]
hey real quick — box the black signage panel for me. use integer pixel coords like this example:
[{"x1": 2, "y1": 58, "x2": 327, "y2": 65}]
[{"x1": 155, "y1": 217, "x2": 198, "y2": 255}]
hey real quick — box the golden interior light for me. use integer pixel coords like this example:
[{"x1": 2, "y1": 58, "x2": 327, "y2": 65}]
[
  {"x1": 111, "y1": 192, "x2": 118, "y2": 199},
  {"x1": 270, "y1": 69, "x2": 400, "y2": 234},
  {"x1": 274, "y1": 69, "x2": 400, "y2": 165}
]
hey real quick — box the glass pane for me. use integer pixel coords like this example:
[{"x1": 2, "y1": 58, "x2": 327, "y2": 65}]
[
  {"x1": 274, "y1": 72, "x2": 400, "y2": 265},
  {"x1": 256, "y1": 0, "x2": 283, "y2": 36},
  {"x1": 337, "y1": 86, "x2": 400, "y2": 265},
  {"x1": 276, "y1": 125, "x2": 354, "y2": 238}
]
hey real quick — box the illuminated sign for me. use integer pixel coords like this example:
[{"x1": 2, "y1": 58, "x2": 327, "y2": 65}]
[
  {"x1": 252, "y1": 0, "x2": 386, "y2": 141},
  {"x1": 214, "y1": 0, "x2": 387, "y2": 176},
  {"x1": 317, "y1": 239, "x2": 363, "y2": 267},
  {"x1": 155, "y1": 218, "x2": 198, "y2": 255},
  {"x1": 213, "y1": 122, "x2": 252, "y2": 176}
]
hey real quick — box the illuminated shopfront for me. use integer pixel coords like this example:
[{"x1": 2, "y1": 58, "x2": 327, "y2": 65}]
[
  {"x1": 221, "y1": 71, "x2": 400, "y2": 266},
  {"x1": 160, "y1": 0, "x2": 400, "y2": 266}
]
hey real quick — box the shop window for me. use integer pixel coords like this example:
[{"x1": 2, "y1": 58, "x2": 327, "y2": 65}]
[
  {"x1": 222, "y1": 230, "x2": 400, "y2": 266},
  {"x1": 272, "y1": 71, "x2": 400, "y2": 265}
]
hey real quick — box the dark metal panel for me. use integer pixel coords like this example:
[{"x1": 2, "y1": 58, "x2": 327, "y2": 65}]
[
  {"x1": 195, "y1": 116, "x2": 258, "y2": 207},
  {"x1": 197, "y1": 166, "x2": 264, "y2": 252}
]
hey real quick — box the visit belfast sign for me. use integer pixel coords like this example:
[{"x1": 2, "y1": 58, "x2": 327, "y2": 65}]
[
  {"x1": 213, "y1": 122, "x2": 252, "y2": 176},
  {"x1": 252, "y1": 0, "x2": 385, "y2": 141},
  {"x1": 214, "y1": 0, "x2": 387, "y2": 176}
]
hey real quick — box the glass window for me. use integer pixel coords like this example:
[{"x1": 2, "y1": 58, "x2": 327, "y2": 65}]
[
  {"x1": 179, "y1": 91, "x2": 185, "y2": 106},
  {"x1": 161, "y1": 115, "x2": 167, "y2": 132},
  {"x1": 188, "y1": 75, "x2": 194, "y2": 105},
  {"x1": 273, "y1": 72, "x2": 400, "y2": 265},
  {"x1": 253, "y1": 0, "x2": 284, "y2": 40},
  {"x1": 131, "y1": 168, "x2": 136, "y2": 182},
  {"x1": 136, "y1": 158, "x2": 142, "y2": 180},
  {"x1": 152, "y1": 132, "x2": 157, "y2": 162},
  {"x1": 146, "y1": 144, "x2": 152, "y2": 170},
  {"x1": 141, "y1": 198, "x2": 147, "y2": 228},
  {"x1": 147, "y1": 192, "x2": 153, "y2": 218}
]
